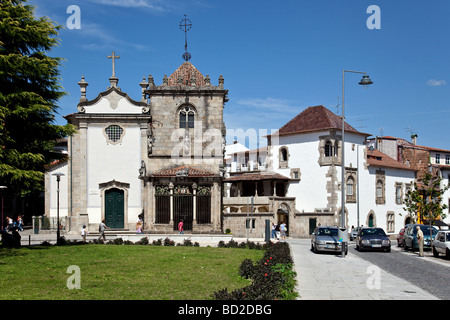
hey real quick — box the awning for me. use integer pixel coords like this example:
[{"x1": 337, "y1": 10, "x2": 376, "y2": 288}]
[{"x1": 422, "y1": 219, "x2": 449, "y2": 227}]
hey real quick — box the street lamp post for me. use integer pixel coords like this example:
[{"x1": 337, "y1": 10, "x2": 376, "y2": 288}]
[
  {"x1": 52, "y1": 173, "x2": 65, "y2": 244},
  {"x1": 341, "y1": 70, "x2": 373, "y2": 257},
  {"x1": 0, "y1": 186, "x2": 7, "y2": 230}
]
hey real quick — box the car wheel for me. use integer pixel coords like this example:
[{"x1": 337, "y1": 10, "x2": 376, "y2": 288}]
[
  {"x1": 433, "y1": 246, "x2": 439, "y2": 258},
  {"x1": 446, "y1": 248, "x2": 450, "y2": 260},
  {"x1": 386, "y1": 246, "x2": 391, "y2": 253}
]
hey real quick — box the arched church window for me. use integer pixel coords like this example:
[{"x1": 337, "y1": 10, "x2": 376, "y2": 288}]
[
  {"x1": 376, "y1": 180, "x2": 383, "y2": 199},
  {"x1": 105, "y1": 125, "x2": 124, "y2": 142},
  {"x1": 346, "y1": 176, "x2": 354, "y2": 196},
  {"x1": 325, "y1": 141, "x2": 333, "y2": 157},
  {"x1": 279, "y1": 146, "x2": 289, "y2": 168},
  {"x1": 179, "y1": 105, "x2": 195, "y2": 128},
  {"x1": 281, "y1": 148, "x2": 288, "y2": 161}
]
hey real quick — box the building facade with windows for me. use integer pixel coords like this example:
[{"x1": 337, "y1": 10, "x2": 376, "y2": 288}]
[
  {"x1": 224, "y1": 106, "x2": 418, "y2": 238},
  {"x1": 45, "y1": 61, "x2": 228, "y2": 234}
]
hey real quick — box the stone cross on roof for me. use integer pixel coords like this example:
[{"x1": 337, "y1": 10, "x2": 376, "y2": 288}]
[{"x1": 107, "y1": 51, "x2": 120, "y2": 77}]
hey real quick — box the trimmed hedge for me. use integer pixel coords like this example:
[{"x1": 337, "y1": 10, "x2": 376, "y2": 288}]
[{"x1": 213, "y1": 241, "x2": 298, "y2": 300}]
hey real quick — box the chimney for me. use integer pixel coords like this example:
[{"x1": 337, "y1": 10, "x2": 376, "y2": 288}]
[{"x1": 411, "y1": 134, "x2": 418, "y2": 145}]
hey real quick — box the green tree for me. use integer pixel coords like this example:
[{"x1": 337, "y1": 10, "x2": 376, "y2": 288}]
[
  {"x1": 403, "y1": 172, "x2": 449, "y2": 239},
  {"x1": 0, "y1": 0, "x2": 75, "y2": 196}
]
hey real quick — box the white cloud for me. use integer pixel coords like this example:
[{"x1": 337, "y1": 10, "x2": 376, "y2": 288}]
[
  {"x1": 90, "y1": 0, "x2": 166, "y2": 11},
  {"x1": 224, "y1": 97, "x2": 300, "y2": 133},
  {"x1": 236, "y1": 97, "x2": 298, "y2": 113},
  {"x1": 426, "y1": 79, "x2": 446, "y2": 87},
  {"x1": 74, "y1": 22, "x2": 150, "y2": 52}
]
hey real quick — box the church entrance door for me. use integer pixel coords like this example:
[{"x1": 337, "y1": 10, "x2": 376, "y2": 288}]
[
  {"x1": 173, "y1": 194, "x2": 193, "y2": 231},
  {"x1": 105, "y1": 188, "x2": 125, "y2": 229}
]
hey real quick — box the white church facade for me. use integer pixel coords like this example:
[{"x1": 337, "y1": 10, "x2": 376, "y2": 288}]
[{"x1": 46, "y1": 58, "x2": 227, "y2": 235}]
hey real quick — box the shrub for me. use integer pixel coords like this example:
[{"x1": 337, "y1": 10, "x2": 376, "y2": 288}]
[
  {"x1": 136, "y1": 237, "x2": 149, "y2": 245},
  {"x1": 226, "y1": 240, "x2": 238, "y2": 248},
  {"x1": 163, "y1": 237, "x2": 175, "y2": 246},
  {"x1": 214, "y1": 241, "x2": 297, "y2": 300},
  {"x1": 239, "y1": 258, "x2": 255, "y2": 279},
  {"x1": 152, "y1": 238, "x2": 162, "y2": 246}
]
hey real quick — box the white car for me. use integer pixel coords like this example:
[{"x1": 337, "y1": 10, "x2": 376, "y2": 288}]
[{"x1": 432, "y1": 230, "x2": 450, "y2": 259}]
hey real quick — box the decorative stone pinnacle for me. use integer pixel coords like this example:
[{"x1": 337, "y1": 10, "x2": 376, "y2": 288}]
[{"x1": 78, "y1": 75, "x2": 88, "y2": 102}]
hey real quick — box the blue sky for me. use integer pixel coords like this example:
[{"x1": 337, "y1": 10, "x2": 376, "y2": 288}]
[{"x1": 29, "y1": 0, "x2": 450, "y2": 150}]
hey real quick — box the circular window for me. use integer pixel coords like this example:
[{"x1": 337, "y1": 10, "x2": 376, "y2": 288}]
[{"x1": 105, "y1": 125, "x2": 124, "y2": 142}]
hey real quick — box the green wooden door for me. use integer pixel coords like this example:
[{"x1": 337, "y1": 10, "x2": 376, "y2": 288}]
[
  {"x1": 368, "y1": 214, "x2": 374, "y2": 227},
  {"x1": 105, "y1": 188, "x2": 124, "y2": 229}
]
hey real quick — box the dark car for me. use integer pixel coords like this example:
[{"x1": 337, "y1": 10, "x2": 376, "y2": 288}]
[
  {"x1": 404, "y1": 224, "x2": 438, "y2": 251},
  {"x1": 356, "y1": 227, "x2": 391, "y2": 252},
  {"x1": 311, "y1": 226, "x2": 347, "y2": 255}
]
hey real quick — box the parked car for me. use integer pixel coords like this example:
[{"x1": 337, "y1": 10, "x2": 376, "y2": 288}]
[
  {"x1": 397, "y1": 227, "x2": 407, "y2": 247},
  {"x1": 350, "y1": 227, "x2": 361, "y2": 241},
  {"x1": 404, "y1": 224, "x2": 438, "y2": 251},
  {"x1": 432, "y1": 230, "x2": 450, "y2": 259},
  {"x1": 311, "y1": 226, "x2": 347, "y2": 255},
  {"x1": 356, "y1": 227, "x2": 391, "y2": 252}
]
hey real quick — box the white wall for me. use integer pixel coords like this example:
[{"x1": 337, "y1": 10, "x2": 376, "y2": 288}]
[
  {"x1": 357, "y1": 166, "x2": 415, "y2": 234},
  {"x1": 271, "y1": 130, "x2": 416, "y2": 234},
  {"x1": 86, "y1": 125, "x2": 142, "y2": 225},
  {"x1": 47, "y1": 163, "x2": 69, "y2": 218}
]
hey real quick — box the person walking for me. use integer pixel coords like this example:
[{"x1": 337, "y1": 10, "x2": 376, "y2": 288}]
[
  {"x1": 16, "y1": 215, "x2": 23, "y2": 231},
  {"x1": 178, "y1": 219, "x2": 184, "y2": 234},
  {"x1": 97, "y1": 219, "x2": 110, "y2": 243},
  {"x1": 275, "y1": 223, "x2": 280, "y2": 240},
  {"x1": 136, "y1": 214, "x2": 143, "y2": 234},
  {"x1": 416, "y1": 225, "x2": 424, "y2": 257},
  {"x1": 280, "y1": 221, "x2": 287, "y2": 240},
  {"x1": 271, "y1": 222, "x2": 277, "y2": 239},
  {"x1": 81, "y1": 225, "x2": 88, "y2": 243}
]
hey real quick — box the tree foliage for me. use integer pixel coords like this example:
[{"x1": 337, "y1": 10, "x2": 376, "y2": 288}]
[
  {"x1": 0, "y1": 0, "x2": 75, "y2": 195},
  {"x1": 403, "y1": 172, "x2": 449, "y2": 225}
]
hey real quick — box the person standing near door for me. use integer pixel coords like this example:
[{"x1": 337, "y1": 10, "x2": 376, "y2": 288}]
[{"x1": 97, "y1": 219, "x2": 110, "y2": 243}]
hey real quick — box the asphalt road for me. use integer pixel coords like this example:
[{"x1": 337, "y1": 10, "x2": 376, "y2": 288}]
[{"x1": 349, "y1": 241, "x2": 450, "y2": 300}]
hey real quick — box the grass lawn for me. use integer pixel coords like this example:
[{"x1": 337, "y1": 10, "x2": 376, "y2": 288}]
[{"x1": 0, "y1": 244, "x2": 264, "y2": 300}]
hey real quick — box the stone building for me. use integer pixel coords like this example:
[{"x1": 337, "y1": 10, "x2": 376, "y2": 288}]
[
  {"x1": 45, "y1": 59, "x2": 227, "y2": 234},
  {"x1": 224, "y1": 106, "x2": 418, "y2": 238}
]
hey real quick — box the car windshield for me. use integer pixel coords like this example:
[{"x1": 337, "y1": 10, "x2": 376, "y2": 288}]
[
  {"x1": 417, "y1": 226, "x2": 438, "y2": 235},
  {"x1": 317, "y1": 228, "x2": 338, "y2": 236},
  {"x1": 360, "y1": 228, "x2": 386, "y2": 236}
]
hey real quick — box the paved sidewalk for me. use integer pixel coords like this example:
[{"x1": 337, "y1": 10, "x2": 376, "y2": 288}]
[{"x1": 287, "y1": 239, "x2": 439, "y2": 300}]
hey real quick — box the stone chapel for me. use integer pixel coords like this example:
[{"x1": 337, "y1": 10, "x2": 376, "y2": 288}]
[{"x1": 46, "y1": 56, "x2": 228, "y2": 235}]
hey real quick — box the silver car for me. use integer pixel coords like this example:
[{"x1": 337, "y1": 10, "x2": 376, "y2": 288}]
[
  {"x1": 350, "y1": 227, "x2": 361, "y2": 241},
  {"x1": 432, "y1": 230, "x2": 450, "y2": 259},
  {"x1": 311, "y1": 226, "x2": 347, "y2": 255}
]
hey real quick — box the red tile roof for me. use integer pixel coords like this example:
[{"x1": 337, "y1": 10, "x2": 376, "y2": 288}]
[
  {"x1": 152, "y1": 165, "x2": 216, "y2": 177},
  {"x1": 168, "y1": 62, "x2": 206, "y2": 86},
  {"x1": 367, "y1": 149, "x2": 416, "y2": 171},
  {"x1": 274, "y1": 105, "x2": 370, "y2": 137}
]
